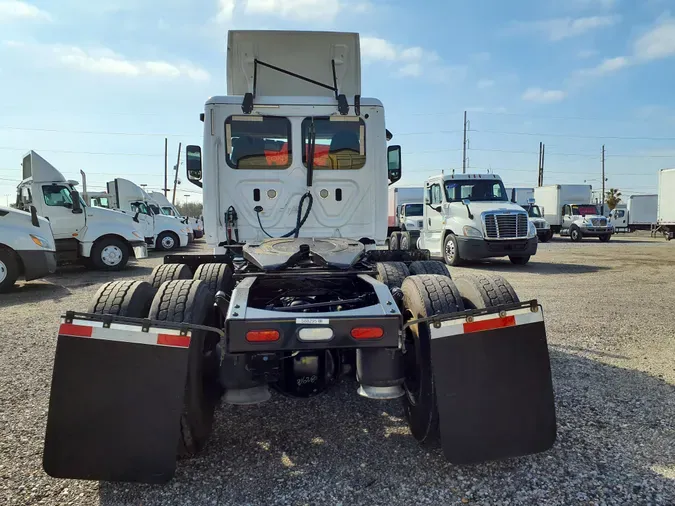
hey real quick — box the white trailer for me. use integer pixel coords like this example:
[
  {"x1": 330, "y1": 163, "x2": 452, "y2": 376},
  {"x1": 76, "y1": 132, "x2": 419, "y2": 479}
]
[
  {"x1": 387, "y1": 185, "x2": 424, "y2": 250},
  {"x1": 16, "y1": 151, "x2": 148, "y2": 270},
  {"x1": 534, "y1": 184, "x2": 614, "y2": 241},
  {"x1": 657, "y1": 168, "x2": 675, "y2": 240},
  {"x1": 106, "y1": 178, "x2": 190, "y2": 251},
  {"x1": 608, "y1": 195, "x2": 657, "y2": 232},
  {"x1": 0, "y1": 205, "x2": 57, "y2": 292}
]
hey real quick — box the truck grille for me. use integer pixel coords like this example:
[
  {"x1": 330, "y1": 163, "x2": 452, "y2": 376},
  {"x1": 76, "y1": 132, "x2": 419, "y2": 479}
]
[
  {"x1": 483, "y1": 213, "x2": 529, "y2": 239},
  {"x1": 591, "y1": 218, "x2": 607, "y2": 226}
]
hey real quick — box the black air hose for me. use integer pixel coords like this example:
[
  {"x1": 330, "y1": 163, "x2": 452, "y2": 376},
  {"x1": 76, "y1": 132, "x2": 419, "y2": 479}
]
[{"x1": 255, "y1": 191, "x2": 313, "y2": 239}]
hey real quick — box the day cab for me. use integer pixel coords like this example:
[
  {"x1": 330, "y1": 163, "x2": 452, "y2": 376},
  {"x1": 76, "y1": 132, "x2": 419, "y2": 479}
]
[{"x1": 419, "y1": 173, "x2": 538, "y2": 265}]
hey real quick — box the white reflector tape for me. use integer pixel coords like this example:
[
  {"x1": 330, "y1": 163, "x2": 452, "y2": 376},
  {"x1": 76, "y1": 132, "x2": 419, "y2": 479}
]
[
  {"x1": 58, "y1": 318, "x2": 191, "y2": 348},
  {"x1": 298, "y1": 327, "x2": 334, "y2": 342},
  {"x1": 429, "y1": 306, "x2": 543, "y2": 340}
]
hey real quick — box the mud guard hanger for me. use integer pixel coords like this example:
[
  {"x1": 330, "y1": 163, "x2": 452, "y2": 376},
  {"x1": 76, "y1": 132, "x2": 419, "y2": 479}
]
[{"x1": 241, "y1": 59, "x2": 360, "y2": 116}]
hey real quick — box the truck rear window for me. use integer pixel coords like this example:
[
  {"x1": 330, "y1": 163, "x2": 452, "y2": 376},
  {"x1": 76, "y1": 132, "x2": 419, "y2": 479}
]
[
  {"x1": 225, "y1": 116, "x2": 292, "y2": 170},
  {"x1": 302, "y1": 117, "x2": 366, "y2": 170}
]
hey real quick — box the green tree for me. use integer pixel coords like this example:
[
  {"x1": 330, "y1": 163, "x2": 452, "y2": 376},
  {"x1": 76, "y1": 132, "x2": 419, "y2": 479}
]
[
  {"x1": 176, "y1": 202, "x2": 203, "y2": 217},
  {"x1": 605, "y1": 188, "x2": 622, "y2": 211}
]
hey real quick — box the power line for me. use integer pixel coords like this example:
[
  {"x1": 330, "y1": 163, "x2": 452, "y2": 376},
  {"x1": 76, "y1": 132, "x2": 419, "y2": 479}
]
[
  {"x1": 0, "y1": 126, "x2": 192, "y2": 137},
  {"x1": 472, "y1": 129, "x2": 675, "y2": 142},
  {"x1": 0, "y1": 146, "x2": 162, "y2": 157}
]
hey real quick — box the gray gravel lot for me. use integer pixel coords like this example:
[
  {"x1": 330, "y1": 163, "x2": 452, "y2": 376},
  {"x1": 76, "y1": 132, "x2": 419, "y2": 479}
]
[{"x1": 1, "y1": 236, "x2": 674, "y2": 505}]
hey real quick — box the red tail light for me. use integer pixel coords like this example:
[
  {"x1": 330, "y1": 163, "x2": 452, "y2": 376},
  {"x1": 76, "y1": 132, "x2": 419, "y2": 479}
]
[
  {"x1": 246, "y1": 330, "x2": 280, "y2": 342},
  {"x1": 351, "y1": 327, "x2": 384, "y2": 339}
]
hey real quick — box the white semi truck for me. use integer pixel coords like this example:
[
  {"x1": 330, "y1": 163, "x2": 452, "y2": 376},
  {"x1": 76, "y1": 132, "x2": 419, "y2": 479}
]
[
  {"x1": 106, "y1": 178, "x2": 190, "y2": 251},
  {"x1": 419, "y1": 173, "x2": 538, "y2": 265},
  {"x1": 0, "y1": 205, "x2": 57, "y2": 292},
  {"x1": 16, "y1": 151, "x2": 148, "y2": 270},
  {"x1": 608, "y1": 194, "x2": 658, "y2": 233},
  {"x1": 534, "y1": 184, "x2": 614, "y2": 242},
  {"x1": 506, "y1": 186, "x2": 552, "y2": 243},
  {"x1": 657, "y1": 168, "x2": 675, "y2": 240},
  {"x1": 43, "y1": 30, "x2": 556, "y2": 485},
  {"x1": 387, "y1": 185, "x2": 424, "y2": 250},
  {"x1": 144, "y1": 193, "x2": 195, "y2": 243},
  {"x1": 148, "y1": 191, "x2": 203, "y2": 239}
]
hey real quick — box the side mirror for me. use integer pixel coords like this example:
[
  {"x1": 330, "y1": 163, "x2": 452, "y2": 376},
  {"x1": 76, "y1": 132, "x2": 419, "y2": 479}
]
[
  {"x1": 186, "y1": 145, "x2": 203, "y2": 188},
  {"x1": 30, "y1": 205, "x2": 40, "y2": 227},
  {"x1": 387, "y1": 145, "x2": 402, "y2": 184},
  {"x1": 462, "y1": 198, "x2": 471, "y2": 206},
  {"x1": 71, "y1": 190, "x2": 83, "y2": 214},
  {"x1": 133, "y1": 211, "x2": 140, "y2": 223}
]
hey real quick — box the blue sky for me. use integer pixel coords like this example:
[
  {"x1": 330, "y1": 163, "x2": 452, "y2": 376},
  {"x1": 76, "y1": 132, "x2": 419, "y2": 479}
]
[{"x1": 1, "y1": 0, "x2": 675, "y2": 206}]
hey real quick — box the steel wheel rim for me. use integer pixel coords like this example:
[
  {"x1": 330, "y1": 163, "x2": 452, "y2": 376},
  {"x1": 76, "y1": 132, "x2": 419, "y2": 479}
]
[
  {"x1": 101, "y1": 245, "x2": 123, "y2": 266},
  {"x1": 0, "y1": 260, "x2": 7, "y2": 283},
  {"x1": 162, "y1": 236, "x2": 175, "y2": 249},
  {"x1": 445, "y1": 239, "x2": 455, "y2": 262}
]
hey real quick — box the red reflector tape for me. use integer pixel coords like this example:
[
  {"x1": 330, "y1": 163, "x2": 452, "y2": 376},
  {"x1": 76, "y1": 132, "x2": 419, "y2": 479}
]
[
  {"x1": 246, "y1": 330, "x2": 280, "y2": 342},
  {"x1": 157, "y1": 334, "x2": 191, "y2": 348},
  {"x1": 59, "y1": 323, "x2": 93, "y2": 338},
  {"x1": 463, "y1": 315, "x2": 516, "y2": 334}
]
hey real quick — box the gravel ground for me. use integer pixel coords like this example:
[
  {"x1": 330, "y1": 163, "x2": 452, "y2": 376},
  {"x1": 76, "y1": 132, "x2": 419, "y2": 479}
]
[{"x1": 1, "y1": 236, "x2": 674, "y2": 506}]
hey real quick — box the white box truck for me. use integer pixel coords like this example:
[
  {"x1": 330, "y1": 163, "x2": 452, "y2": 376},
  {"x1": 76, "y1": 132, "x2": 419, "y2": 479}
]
[
  {"x1": 387, "y1": 185, "x2": 424, "y2": 250},
  {"x1": 657, "y1": 168, "x2": 675, "y2": 240},
  {"x1": 534, "y1": 184, "x2": 614, "y2": 242},
  {"x1": 16, "y1": 151, "x2": 148, "y2": 270},
  {"x1": 608, "y1": 194, "x2": 657, "y2": 232},
  {"x1": 106, "y1": 178, "x2": 190, "y2": 251}
]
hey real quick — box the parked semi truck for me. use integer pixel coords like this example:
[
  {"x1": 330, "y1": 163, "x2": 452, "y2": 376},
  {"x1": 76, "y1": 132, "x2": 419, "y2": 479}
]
[
  {"x1": 0, "y1": 205, "x2": 57, "y2": 292},
  {"x1": 418, "y1": 173, "x2": 538, "y2": 265},
  {"x1": 506, "y1": 186, "x2": 552, "y2": 243},
  {"x1": 144, "y1": 192, "x2": 195, "y2": 243},
  {"x1": 387, "y1": 185, "x2": 424, "y2": 250},
  {"x1": 106, "y1": 178, "x2": 190, "y2": 251},
  {"x1": 534, "y1": 184, "x2": 614, "y2": 242},
  {"x1": 609, "y1": 194, "x2": 657, "y2": 233},
  {"x1": 149, "y1": 191, "x2": 203, "y2": 239},
  {"x1": 16, "y1": 151, "x2": 148, "y2": 270},
  {"x1": 657, "y1": 168, "x2": 675, "y2": 240},
  {"x1": 43, "y1": 30, "x2": 556, "y2": 485}
]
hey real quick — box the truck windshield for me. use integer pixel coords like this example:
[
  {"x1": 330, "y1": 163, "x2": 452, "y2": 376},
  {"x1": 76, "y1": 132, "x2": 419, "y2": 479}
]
[
  {"x1": 301, "y1": 117, "x2": 366, "y2": 170},
  {"x1": 525, "y1": 205, "x2": 542, "y2": 218},
  {"x1": 444, "y1": 180, "x2": 508, "y2": 202},
  {"x1": 225, "y1": 116, "x2": 292, "y2": 170},
  {"x1": 572, "y1": 205, "x2": 599, "y2": 216},
  {"x1": 404, "y1": 204, "x2": 423, "y2": 216}
]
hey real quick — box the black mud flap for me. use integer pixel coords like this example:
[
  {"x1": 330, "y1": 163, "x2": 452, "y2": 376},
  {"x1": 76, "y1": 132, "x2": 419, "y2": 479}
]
[
  {"x1": 429, "y1": 304, "x2": 556, "y2": 464},
  {"x1": 43, "y1": 317, "x2": 192, "y2": 484}
]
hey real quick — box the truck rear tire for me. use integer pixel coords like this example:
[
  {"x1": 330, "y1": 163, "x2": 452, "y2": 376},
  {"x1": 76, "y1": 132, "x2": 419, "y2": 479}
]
[
  {"x1": 156, "y1": 231, "x2": 179, "y2": 251},
  {"x1": 193, "y1": 263, "x2": 235, "y2": 297},
  {"x1": 0, "y1": 248, "x2": 19, "y2": 293},
  {"x1": 89, "y1": 237, "x2": 130, "y2": 271},
  {"x1": 400, "y1": 231, "x2": 411, "y2": 251},
  {"x1": 87, "y1": 280, "x2": 156, "y2": 317},
  {"x1": 408, "y1": 260, "x2": 451, "y2": 277},
  {"x1": 389, "y1": 232, "x2": 401, "y2": 251},
  {"x1": 149, "y1": 263, "x2": 193, "y2": 289},
  {"x1": 148, "y1": 279, "x2": 218, "y2": 457},
  {"x1": 443, "y1": 234, "x2": 462, "y2": 266},
  {"x1": 509, "y1": 255, "x2": 530, "y2": 265},
  {"x1": 400, "y1": 274, "x2": 464, "y2": 444},
  {"x1": 375, "y1": 262, "x2": 410, "y2": 289},
  {"x1": 452, "y1": 273, "x2": 519, "y2": 309}
]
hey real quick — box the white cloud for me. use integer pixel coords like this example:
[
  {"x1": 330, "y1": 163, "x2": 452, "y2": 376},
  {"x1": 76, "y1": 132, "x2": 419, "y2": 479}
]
[
  {"x1": 361, "y1": 36, "x2": 460, "y2": 82},
  {"x1": 510, "y1": 15, "x2": 620, "y2": 41},
  {"x1": 216, "y1": 0, "x2": 236, "y2": 22},
  {"x1": 522, "y1": 87, "x2": 567, "y2": 103},
  {"x1": 634, "y1": 17, "x2": 675, "y2": 61},
  {"x1": 0, "y1": 0, "x2": 51, "y2": 22},
  {"x1": 471, "y1": 52, "x2": 491, "y2": 63},
  {"x1": 477, "y1": 79, "x2": 495, "y2": 89},
  {"x1": 245, "y1": 0, "x2": 341, "y2": 22},
  {"x1": 5, "y1": 41, "x2": 210, "y2": 81}
]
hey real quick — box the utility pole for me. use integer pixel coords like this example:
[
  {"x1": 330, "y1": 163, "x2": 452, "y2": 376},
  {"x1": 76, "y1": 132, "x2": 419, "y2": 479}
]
[
  {"x1": 164, "y1": 138, "x2": 168, "y2": 197},
  {"x1": 537, "y1": 142, "x2": 545, "y2": 186},
  {"x1": 462, "y1": 110, "x2": 468, "y2": 174},
  {"x1": 601, "y1": 144, "x2": 605, "y2": 215},
  {"x1": 171, "y1": 142, "x2": 182, "y2": 206}
]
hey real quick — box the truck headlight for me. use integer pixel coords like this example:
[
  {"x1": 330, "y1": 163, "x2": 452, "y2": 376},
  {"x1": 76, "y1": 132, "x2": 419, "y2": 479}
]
[
  {"x1": 462, "y1": 226, "x2": 483, "y2": 238},
  {"x1": 30, "y1": 234, "x2": 52, "y2": 249},
  {"x1": 132, "y1": 231, "x2": 143, "y2": 239},
  {"x1": 527, "y1": 222, "x2": 537, "y2": 238}
]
